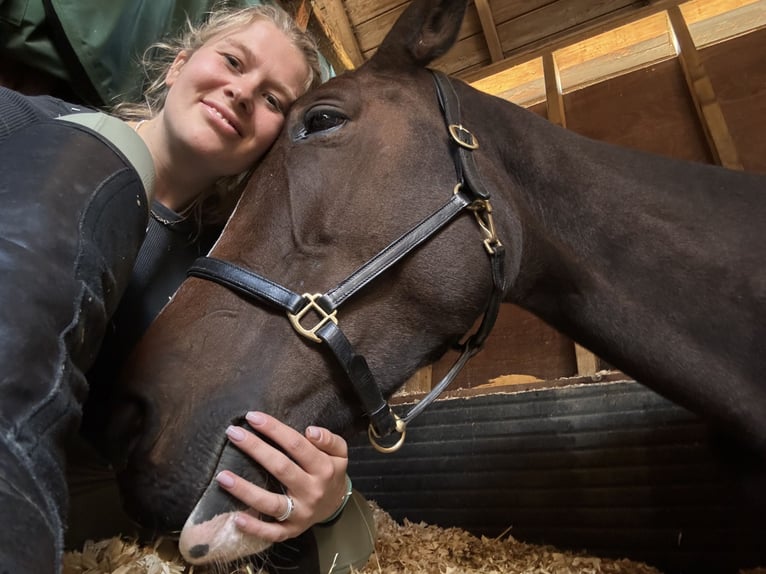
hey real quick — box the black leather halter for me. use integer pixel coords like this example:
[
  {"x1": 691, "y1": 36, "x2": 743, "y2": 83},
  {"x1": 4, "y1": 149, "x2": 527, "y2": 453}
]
[{"x1": 187, "y1": 71, "x2": 507, "y2": 453}]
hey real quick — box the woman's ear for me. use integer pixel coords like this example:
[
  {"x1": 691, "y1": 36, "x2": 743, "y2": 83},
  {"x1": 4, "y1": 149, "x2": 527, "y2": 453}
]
[{"x1": 166, "y1": 51, "x2": 189, "y2": 87}]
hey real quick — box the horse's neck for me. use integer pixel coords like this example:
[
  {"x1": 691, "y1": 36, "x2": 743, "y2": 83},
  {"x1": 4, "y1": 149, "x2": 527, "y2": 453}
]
[{"x1": 484, "y1": 100, "x2": 765, "y2": 396}]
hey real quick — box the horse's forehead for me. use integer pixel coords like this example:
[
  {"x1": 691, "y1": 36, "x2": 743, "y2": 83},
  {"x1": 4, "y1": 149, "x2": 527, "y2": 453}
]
[
  {"x1": 363, "y1": 69, "x2": 433, "y2": 106},
  {"x1": 304, "y1": 66, "x2": 430, "y2": 113}
]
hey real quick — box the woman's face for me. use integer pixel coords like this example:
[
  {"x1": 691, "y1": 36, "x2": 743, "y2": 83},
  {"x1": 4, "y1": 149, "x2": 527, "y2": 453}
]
[{"x1": 162, "y1": 19, "x2": 310, "y2": 178}]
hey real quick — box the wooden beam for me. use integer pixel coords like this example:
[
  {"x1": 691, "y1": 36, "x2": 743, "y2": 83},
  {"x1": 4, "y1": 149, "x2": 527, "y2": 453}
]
[
  {"x1": 574, "y1": 344, "x2": 600, "y2": 376},
  {"x1": 475, "y1": 0, "x2": 504, "y2": 62},
  {"x1": 294, "y1": 0, "x2": 311, "y2": 31},
  {"x1": 666, "y1": 6, "x2": 744, "y2": 170},
  {"x1": 542, "y1": 52, "x2": 566, "y2": 128},
  {"x1": 460, "y1": 0, "x2": 683, "y2": 84},
  {"x1": 310, "y1": 0, "x2": 365, "y2": 70},
  {"x1": 401, "y1": 366, "x2": 433, "y2": 395}
]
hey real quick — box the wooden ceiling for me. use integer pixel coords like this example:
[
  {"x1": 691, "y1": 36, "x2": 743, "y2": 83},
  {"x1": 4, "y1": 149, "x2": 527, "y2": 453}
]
[
  {"x1": 281, "y1": 0, "x2": 764, "y2": 99},
  {"x1": 306, "y1": 0, "x2": 685, "y2": 75}
]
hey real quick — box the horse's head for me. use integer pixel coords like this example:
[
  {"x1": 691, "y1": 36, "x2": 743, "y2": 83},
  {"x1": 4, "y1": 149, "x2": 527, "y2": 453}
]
[{"x1": 105, "y1": 0, "x2": 518, "y2": 564}]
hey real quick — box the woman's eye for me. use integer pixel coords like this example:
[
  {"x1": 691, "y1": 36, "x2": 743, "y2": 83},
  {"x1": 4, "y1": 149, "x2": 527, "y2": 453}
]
[
  {"x1": 224, "y1": 54, "x2": 241, "y2": 69},
  {"x1": 303, "y1": 108, "x2": 347, "y2": 135},
  {"x1": 265, "y1": 94, "x2": 284, "y2": 113}
]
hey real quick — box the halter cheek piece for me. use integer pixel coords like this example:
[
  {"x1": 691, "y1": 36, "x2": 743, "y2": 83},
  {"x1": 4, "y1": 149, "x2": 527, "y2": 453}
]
[{"x1": 187, "y1": 71, "x2": 507, "y2": 453}]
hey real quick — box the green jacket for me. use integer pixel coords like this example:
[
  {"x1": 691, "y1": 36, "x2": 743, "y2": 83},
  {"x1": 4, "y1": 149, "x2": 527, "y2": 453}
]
[{"x1": 0, "y1": 0, "x2": 293, "y2": 105}]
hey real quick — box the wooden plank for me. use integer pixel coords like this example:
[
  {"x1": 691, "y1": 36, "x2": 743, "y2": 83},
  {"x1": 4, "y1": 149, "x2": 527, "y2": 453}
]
[
  {"x1": 471, "y1": 57, "x2": 546, "y2": 106},
  {"x1": 464, "y1": 1, "x2": 764, "y2": 98},
  {"x1": 354, "y1": 3, "x2": 481, "y2": 55},
  {"x1": 680, "y1": 0, "x2": 765, "y2": 30},
  {"x1": 460, "y1": 0, "x2": 682, "y2": 83},
  {"x1": 667, "y1": 5, "x2": 744, "y2": 170},
  {"x1": 362, "y1": 32, "x2": 489, "y2": 76},
  {"x1": 428, "y1": 34, "x2": 490, "y2": 75},
  {"x1": 557, "y1": 30, "x2": 675, "y2": 92},
  {"x1": 462, "y1": 0, "x2": 765, "y2": 83},
  {"x1": 495, "y1": 0, "x2": 664, "y2": 58},
  {"x1": 700, "y1": 26, "x2": 766, "y2": 172},
  {"x1": 564, "y1": 58, "x2": 712, "y2": 163},
  {"x1": 466, "y1": 11, "x2": 675, "y2": 95},
  {"x1": 391, "y1": 371, "x2": 629, "y2": 404},
  {"x1": 354, "y1": 5, "x2": 407, "y2": 53},
  {"x1": 399, "y1": 365, "x2": 433, "y2": 395},
  {"x1": 475, "y1": 0, "x2": 504, "y2": 62},
  {"x1": 685, "y1": 0, "x2": 766, "y2": 47},
  {"x1": 342, "y1": 0, "x2": 407, "y2": 27},
  {"x1": 311, "y1": 0, "x2": 365, "y2": 69},
  {"x1": 293, "y1": 0, "x2": 311, "y2": 31},
  {"x1": 488, "y1": 0, "x2": 570, "y2": 24},
  {"x1": 574, "y1": 343, "x2": 600, "y2": 375},
  {"x1": 553, "y1": 12, "x2": 671, "y2": 72},
  {"x1": 542, "y1": 52, "x2": 566, "y2": 127},
  {"x1": 430, "y1": 304, "x2": 577, "y2": 391}
]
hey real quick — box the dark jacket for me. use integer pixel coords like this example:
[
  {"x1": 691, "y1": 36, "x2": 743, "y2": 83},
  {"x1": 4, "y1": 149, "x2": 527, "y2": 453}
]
[{"x1": 0, "y1": 85, "x2": 220, "y2": 442}]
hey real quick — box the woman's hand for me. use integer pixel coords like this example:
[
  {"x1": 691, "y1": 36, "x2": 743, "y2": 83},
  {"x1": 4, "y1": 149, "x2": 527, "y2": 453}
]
[{"x1": 214, "y1": 411, "x2": 349, "y2": 543}]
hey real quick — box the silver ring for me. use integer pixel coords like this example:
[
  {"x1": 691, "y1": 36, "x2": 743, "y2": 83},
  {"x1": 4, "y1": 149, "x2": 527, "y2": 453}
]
[{"x1": 275, "y1": 494, "x2": 294, "y2": 522}]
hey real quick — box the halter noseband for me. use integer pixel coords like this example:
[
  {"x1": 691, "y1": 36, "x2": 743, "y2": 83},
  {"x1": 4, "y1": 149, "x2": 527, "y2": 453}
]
[{"x1": 187, "y1": 71, "x2": 507, "y2": 453}]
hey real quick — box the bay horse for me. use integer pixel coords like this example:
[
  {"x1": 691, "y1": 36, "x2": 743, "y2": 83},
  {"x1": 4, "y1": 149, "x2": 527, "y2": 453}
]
[{"x1": 104, "y1": 0, "x2": 766, "y2": 565}]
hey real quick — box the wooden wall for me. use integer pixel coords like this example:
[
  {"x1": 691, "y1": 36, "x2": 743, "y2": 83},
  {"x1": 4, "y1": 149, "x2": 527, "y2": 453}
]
[
  {"x1": 702, "y1": 28, "x2": 766, "y2": 172},
  {"x1": 415, "y1": 26, "x2": 765, "y2": 394}
]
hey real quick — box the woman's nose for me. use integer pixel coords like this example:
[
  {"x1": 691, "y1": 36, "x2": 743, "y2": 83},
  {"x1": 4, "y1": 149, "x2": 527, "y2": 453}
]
[{"x1": 226, "y1": 84, "x2": 253, "y2": 115}]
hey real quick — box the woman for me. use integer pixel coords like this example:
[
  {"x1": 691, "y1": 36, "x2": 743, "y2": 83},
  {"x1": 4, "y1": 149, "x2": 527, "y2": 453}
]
[{"x1": 0, "y1": 4, "x2": 373, "y2": 574}]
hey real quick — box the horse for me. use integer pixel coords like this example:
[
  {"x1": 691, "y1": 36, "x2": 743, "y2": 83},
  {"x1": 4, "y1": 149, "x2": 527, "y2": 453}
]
[{"x1": 102, "y1": 0, "x2": 766, "y2": 566}]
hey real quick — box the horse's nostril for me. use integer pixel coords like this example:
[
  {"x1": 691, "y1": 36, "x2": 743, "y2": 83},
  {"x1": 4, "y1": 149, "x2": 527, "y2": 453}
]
[{"x1": 187, "y1": 545, "x2": 209, "y2": 559}]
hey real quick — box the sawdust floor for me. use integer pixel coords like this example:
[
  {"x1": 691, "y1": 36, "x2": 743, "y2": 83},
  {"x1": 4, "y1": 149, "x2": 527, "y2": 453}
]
[{"x1": 63, "y1": 501, "x2": 765, "y2": 574}]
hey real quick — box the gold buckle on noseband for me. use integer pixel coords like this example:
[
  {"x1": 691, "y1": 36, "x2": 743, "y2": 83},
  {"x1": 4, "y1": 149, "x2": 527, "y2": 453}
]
[
  {"x1": 287, "y1": 293, "x2": 338, "y2": 343},
  {"x1": 368, "y1": 413, "x2": 407, "y2": 453}
]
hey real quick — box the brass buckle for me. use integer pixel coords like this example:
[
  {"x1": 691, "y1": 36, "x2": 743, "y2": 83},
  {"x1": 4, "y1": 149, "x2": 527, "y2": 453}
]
[
  {"x1": 448, "y1": 124, "x2": 479, "y2": 150},
  {"x1": 287, "y1": 293, "x2": 338, "y2": 343},
  {"x1": 368, "y1": 414, "x2": 407, "y2": 454}
]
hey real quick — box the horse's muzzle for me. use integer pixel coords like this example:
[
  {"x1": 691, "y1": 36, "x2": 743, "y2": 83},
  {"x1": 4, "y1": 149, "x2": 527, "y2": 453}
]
[{"x1": 178, "y1": 439, "x2": 276, "y2": 564}]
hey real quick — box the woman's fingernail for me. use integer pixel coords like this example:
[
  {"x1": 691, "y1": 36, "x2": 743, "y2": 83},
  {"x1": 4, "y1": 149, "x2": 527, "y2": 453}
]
[
  {"x1": 234, "y1": 514, "x2": 247, "y2": 528},
  {"x1": 216, "y1": 471, "x2": 235, "y2": 488},
  {"x1": 306, "y1": 426, "x2": 321, "y2": 440},
  {"x1": 226, "y1": 425, "x2": 246, "y2": 441},
  {"x1": 245, "y1": 411, "x2": 265, "y2": 426}
]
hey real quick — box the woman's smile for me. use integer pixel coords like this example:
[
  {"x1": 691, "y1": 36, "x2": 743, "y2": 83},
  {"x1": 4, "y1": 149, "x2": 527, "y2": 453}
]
[{"x1": 202, "y1": 101, "x2": 242, "y2": 137}]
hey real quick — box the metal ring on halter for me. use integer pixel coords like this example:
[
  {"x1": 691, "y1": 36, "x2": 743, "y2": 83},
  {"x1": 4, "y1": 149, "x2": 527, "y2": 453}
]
[
  {"x1": 368, "y1": 414, "x2": 407, "y2": 454},
  {"x1": 276, "y1": 494, "x2": 295, "y2": 522}
]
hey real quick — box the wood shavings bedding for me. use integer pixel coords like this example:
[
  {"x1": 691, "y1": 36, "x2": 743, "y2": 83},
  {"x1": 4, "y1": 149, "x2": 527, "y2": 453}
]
[
  {"x1": 63, "y1": 502, "x2": 761, "y2": 574},
  {"x1": 358, "y1": 503, "x2": 660, "y2": 574}
]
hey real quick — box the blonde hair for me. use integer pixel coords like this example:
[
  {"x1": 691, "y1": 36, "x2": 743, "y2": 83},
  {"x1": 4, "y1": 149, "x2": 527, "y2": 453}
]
[{"x1": 113, "y1": 3, "x2": 323, "y2": 227}]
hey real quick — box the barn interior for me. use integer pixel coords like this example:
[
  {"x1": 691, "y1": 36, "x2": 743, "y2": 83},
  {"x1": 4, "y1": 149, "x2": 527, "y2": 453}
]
[{"x1": 4, "y1": 0, "x2": 764, "y2": 572}]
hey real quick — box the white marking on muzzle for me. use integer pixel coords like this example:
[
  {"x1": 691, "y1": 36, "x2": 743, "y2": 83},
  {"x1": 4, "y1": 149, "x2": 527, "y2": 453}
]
[{"x1": 178, "y1": 508, "x2": 271, "y2": 565}]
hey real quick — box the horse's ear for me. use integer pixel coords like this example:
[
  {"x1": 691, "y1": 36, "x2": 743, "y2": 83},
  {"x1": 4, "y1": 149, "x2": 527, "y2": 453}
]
[{"x1": 372, "y1": 0, "x2": 468, "y2": 69}]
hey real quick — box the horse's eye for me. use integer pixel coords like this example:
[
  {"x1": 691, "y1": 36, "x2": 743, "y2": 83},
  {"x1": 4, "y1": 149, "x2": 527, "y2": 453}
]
[{"x1": 303, "y1": 107, "x2": 347, "y2": 135}]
